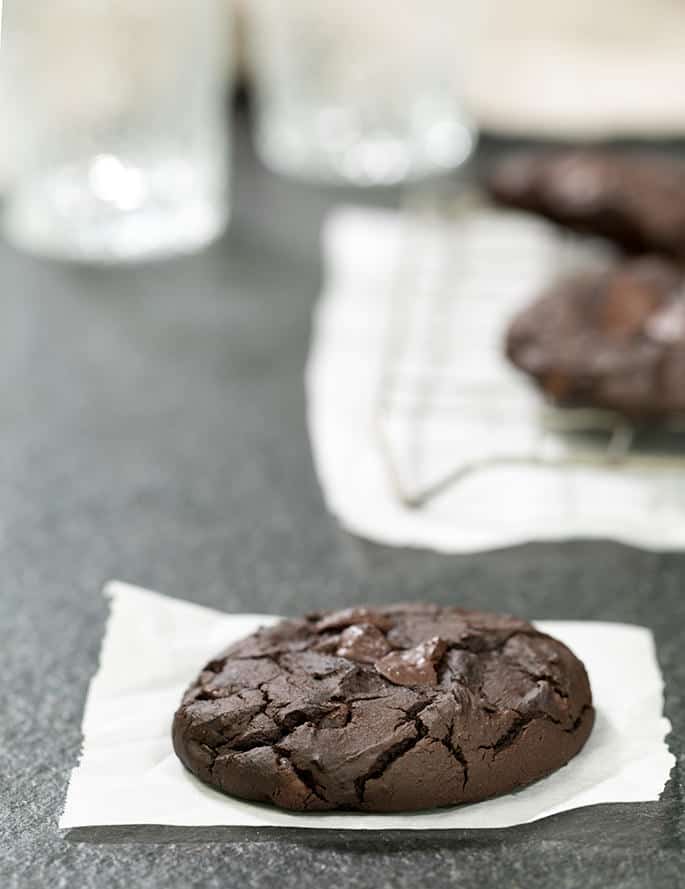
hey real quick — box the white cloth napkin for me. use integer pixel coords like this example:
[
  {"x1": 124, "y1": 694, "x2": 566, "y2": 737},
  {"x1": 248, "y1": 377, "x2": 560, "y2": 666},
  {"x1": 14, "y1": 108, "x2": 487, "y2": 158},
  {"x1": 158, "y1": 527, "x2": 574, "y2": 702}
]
[
  {"x1": 306, "y1": 206, "x2": 685, "y2": 554},
  {"x1": 60, "y1": 582, "x2": 674, "y2": 830}
]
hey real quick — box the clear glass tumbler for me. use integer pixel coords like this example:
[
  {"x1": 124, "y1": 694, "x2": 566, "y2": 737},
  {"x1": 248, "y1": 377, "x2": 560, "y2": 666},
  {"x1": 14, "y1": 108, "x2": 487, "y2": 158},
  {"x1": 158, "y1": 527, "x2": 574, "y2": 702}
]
[
  {"x1": 246, "y1": 0, "x2": 476, "y2": 185},
  {"x1": 2, "y1": 0, "x2": 231, "y2": 262}
]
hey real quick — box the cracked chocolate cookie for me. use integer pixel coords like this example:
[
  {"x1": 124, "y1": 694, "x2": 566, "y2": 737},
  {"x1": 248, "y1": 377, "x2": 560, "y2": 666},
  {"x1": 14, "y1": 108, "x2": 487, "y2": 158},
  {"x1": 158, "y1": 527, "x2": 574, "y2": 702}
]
[
  {"x1": 172, "y1": 604, "x2": 594, "y2": 813},
  {"x1": 506, "y1": 257, "x2": 685, "y2": 419},
  {"x1": 486, "y1": 150, "x2": 685, "y2": 258}
]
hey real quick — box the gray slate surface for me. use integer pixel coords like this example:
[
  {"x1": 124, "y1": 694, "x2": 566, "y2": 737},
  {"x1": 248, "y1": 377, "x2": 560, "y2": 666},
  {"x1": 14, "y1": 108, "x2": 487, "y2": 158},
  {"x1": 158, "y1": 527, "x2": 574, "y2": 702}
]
[{"x1": 1, "y1": 116, "x2": 683, "y2": 888}]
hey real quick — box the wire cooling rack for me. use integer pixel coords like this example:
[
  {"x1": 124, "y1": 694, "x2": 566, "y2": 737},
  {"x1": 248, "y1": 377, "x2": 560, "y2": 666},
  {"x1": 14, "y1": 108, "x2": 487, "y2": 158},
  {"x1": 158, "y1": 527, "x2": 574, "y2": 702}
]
[{"x1": 374, "y1": 189, "x2": 685, "y2": 510}]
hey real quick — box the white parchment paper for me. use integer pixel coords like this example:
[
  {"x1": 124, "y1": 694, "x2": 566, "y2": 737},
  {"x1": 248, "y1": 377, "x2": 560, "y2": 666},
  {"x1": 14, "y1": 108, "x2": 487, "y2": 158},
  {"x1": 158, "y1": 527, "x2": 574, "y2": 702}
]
[
  {"x1": 60, "y1": 582, "x2": 674, "y2": 830},
  {"x1": 307, "y1": 206, "x2": 685, "y2": 554}
]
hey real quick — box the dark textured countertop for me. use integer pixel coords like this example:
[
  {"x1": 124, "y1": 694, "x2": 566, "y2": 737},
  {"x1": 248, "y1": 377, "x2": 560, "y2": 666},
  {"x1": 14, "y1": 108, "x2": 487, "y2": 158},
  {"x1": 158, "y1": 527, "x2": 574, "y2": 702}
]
[{"x1": 1, "y1": 115, "x2": 683, "y2": 888}]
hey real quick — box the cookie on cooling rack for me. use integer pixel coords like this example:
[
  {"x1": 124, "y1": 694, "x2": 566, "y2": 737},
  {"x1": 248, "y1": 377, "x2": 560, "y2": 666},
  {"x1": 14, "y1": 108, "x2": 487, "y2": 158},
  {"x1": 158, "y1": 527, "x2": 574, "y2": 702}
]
[
  {"x1": 506, "y1": 257, "x2": 685, "y2": 419},
  {"x1": 486, "y1": 150, "x2": 685, "y2": 259}
]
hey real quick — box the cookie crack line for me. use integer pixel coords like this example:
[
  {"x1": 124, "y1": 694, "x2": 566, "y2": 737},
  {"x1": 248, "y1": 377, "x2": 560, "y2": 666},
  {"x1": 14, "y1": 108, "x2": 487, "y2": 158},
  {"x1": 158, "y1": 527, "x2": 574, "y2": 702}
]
[
  {"x1": 353, "y1": 699, "x2": 472, "y2": 804},
  {"x1": 273, "y1": 744, "x2": 329, "y2": 807},
  {"x1": 393, "y1": 698, "x2": 435, "y2": 724},
  {"x1": 443, "y1": 713, "x2": 469, "y2": 789},
  {"x1": 353, "y1": 732, "x2": 425, "y2": 805},
  {"x1": 477, "y1": 704, "x2": 591, "y2": 756},
  {"x1": 510, "y1": 661, "x2": 571, "y2": 700},
  {"x1": 564, "y1": 704, "x2": 593, "y2": 734},
  {"x1": 206, "y1": 692, "x2": 344, "y2": 757}
]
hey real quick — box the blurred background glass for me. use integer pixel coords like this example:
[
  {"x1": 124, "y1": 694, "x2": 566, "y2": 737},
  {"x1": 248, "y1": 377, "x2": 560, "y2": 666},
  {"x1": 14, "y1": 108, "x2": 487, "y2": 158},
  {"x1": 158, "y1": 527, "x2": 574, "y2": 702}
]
[
  {"x1": 2, "y1": 0, "x2": 231, "y2": 263},
  {"x1": 245, "y1": 0, "x2": 475, "y2": 185},
  {"x1": 1, "y1": 1, "x2": 683, "y2": 263}
]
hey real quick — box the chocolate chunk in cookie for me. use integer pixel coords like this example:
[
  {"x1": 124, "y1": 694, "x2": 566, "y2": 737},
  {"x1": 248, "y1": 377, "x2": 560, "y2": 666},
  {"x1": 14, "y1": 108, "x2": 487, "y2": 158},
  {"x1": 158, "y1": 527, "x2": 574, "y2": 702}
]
[
  {"x1": 506, "y1": 256, "x2": 685, "y2": 419},
  {"x1": 173, "y1": 604, "x2": 593, "y2": 813}
]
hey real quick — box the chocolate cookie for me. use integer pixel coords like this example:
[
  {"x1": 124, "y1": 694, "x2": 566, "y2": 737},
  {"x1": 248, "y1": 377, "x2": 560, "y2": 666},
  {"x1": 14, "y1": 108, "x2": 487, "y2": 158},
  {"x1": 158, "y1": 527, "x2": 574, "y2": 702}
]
[
  {"x1": 486, "y1": 150, "x2": 685, "y2": 258},
  {"x1": 172, "y1": 604, "x2": 594, "y2": 813},
  {"x1": 507, "y1": 257, "x2": 685, "y2": 419}
]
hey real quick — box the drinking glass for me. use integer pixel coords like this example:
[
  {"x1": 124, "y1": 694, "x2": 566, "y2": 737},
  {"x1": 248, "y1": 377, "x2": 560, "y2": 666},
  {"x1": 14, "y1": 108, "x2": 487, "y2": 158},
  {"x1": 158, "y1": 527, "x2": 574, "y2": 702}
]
[
  {"x1": 2, "y1": 0, "x2": 231, "y2": 262},
  {"x1": 246, "y1": 0, "x2": 475, "y2": 185}
]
